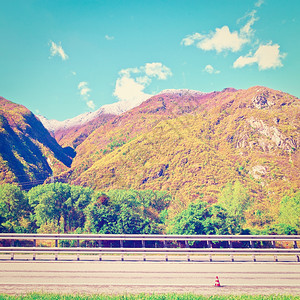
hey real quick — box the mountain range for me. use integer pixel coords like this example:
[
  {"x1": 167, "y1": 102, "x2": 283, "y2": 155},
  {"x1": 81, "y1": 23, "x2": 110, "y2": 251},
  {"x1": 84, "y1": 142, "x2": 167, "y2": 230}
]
[{"x1": 0, "y1": 86, "x2": 299, "y2": 226}]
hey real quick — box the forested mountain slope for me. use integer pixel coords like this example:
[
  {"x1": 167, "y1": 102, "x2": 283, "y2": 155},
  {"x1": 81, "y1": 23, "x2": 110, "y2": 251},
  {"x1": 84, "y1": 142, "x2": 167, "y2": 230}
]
[
  {"x1": 62, "y1": 89, "x2": 234, "y2": 180},
  {"x1": 0, "y1": 97, "x2": 73, "y2": 189},
  {"x1": 59, "y1": 86, "x2": 299, "y2": 227}
]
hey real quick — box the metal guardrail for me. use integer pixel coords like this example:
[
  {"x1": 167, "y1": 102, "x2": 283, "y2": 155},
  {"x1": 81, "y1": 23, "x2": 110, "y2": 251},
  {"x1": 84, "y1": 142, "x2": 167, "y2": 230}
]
[
  {"x1": 0, "y1": 234, "x2": 299, "y2": 262},
  {"x1": 1, "y1": 233, "x2": 300, "y2": 241}
]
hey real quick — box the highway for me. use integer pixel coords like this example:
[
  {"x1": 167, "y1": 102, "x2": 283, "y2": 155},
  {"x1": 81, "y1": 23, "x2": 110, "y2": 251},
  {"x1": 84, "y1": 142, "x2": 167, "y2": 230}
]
[{"x1": 1, "y1": 256, "x2": 300, "y2": 295}]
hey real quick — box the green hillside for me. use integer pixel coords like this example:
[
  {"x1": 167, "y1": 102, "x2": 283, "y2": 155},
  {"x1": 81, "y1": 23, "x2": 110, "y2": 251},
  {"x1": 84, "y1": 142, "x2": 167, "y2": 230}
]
[
  {"x1": 67, "y1": 86, "x2": 299, "y2": 229},
  {"x1": 0, "y1": 97, "x2": 72, "y2": 189}
]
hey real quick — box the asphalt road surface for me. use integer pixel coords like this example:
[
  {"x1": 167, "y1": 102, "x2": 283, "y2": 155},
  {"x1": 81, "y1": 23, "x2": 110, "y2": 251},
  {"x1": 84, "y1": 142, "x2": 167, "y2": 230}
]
[{"x1": 1, "y1": 255, "x2": 300, "y2": 295}]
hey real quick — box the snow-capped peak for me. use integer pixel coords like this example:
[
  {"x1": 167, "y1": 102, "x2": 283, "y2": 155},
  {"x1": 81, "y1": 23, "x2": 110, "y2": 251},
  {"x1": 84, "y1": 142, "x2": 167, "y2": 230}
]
[
  {"x1": 159, "y1": 89, "x2": 207, "y2": 96},
  {"x1": 38, "y1": 98, "x2": 146, "y2": 132},
  {"x1": 37, "y1": 108, "x2": 105, "y2": 132}
]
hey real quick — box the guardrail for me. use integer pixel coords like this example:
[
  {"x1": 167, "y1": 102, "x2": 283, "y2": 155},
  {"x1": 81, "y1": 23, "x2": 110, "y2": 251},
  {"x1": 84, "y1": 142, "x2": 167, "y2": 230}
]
[{"x1": 0, "y1": 234, "x2": 299, "y2": 262}]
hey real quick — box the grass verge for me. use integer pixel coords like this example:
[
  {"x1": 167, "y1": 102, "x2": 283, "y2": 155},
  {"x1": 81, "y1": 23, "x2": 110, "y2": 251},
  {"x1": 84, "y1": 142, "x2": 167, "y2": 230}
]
[{"x1": 0, "y1": 294, "x2": 299, "y2": 300}]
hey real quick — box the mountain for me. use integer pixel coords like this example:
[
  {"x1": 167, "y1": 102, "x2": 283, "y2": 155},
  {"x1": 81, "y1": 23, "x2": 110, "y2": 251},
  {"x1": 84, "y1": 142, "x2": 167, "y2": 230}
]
[
  {"x1": 58, "y1": 88, "x2": 217, "y2": 178},
  {"x1": 0, "y1": 97, "x2": 73, "y2": 189},
  {"x1": 53, "y1": 86, "x2": 299, "y2": 227},
  {"x1": 1, "y1": 86, "x2": 299, "y2": 228},
  {"x1": 38, "y1": 97, "x2": 147, "y2": 149},
  {"x1": 38, "y1": 113, "x2": 116, "y2": 149}
]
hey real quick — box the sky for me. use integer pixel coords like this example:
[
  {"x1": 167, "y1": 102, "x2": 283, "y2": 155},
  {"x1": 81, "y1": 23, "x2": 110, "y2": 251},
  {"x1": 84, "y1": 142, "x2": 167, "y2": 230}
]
[{"x1": 0, "y1": 0, "x2": 299, "y2": 121}]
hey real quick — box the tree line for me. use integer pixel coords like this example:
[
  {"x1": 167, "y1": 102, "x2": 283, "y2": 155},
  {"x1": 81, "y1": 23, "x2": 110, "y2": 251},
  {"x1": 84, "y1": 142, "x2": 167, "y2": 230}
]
[{"x1": 0, "y1": 182, "x2": 299, "y2": 235}]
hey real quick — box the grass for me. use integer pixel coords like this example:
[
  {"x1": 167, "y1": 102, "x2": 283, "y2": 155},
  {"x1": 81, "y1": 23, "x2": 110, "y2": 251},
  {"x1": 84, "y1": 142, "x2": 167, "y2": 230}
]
[{"x1": 0, "y1": 294, "x2": 299, "y2": 300}]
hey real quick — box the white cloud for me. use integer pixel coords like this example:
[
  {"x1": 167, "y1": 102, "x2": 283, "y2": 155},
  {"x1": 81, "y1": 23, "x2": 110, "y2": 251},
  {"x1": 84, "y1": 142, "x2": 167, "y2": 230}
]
[
  {"x1": 144, "y1": 62, "x2": 172, "y2": 80},
  {"x1": 204, "y1": 65, "x2": 220, "y2": 74},
  {"x1": 78, "y1": 81, "x2": 96, "y2": 110},
  {"x1": 197, "y1": 26, "x2": 248, "y2": 52},
  {"x1": 136, "y1": 76, "x2": 151, "y2": 85},
  {"x1": 78, "y1": 81, "x2": 91, "y2": 98},
  {"x1": 181, "y1": 33, "x2": 203, "y2": 46},
  {"x1": 87, "y1": 100, "x2": 96, "y2": 110},
  {"x1": 181, "y1": 2, "x2": 285, "y2": 73},
  {"x1": 240, "y1": 10, "x2": 258, "y2": 37},
  {"x1": 105, "y1": 35, "x2": 114, "y2": 40},
  {"x1": 233, "y1": 43, "x2": 286, "y2": 70},
  {"x1": 72, "y1": 71, "x2": 76, "y2": 76},
  {"x1": 255, "y1": 0, "x2": 264, "y2": 7},
  {"x1": 181, "y1": 7, "x2": 259, "y2": 53},
  {"x1": 233, "y1": 54, "x2": 257, "y2": 69},
  {"x1": 113, "y1": 62, "x2": 172, "y2": 107},
  {"x1": 114, "y1": 76, "x2": 151, "y2": 105},
  {"x1": 182, "y1": 26, "x2": 249, "y2": 53},
  {"x1": 78, "y1": 82, "x2": 87, "y2": 89},
  {"x1": 119, "y1": 67, "x2": 140, "y2": 77},
  {"x1": 49, "y1": 41, "x2": 68, "y2": 60}
]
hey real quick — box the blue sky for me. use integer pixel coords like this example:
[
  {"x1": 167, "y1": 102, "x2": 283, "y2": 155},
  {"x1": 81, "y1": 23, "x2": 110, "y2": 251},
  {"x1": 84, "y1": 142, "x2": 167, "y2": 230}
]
[{"x1": 0, "y1": 0, "x2": 299, "y2": 121}]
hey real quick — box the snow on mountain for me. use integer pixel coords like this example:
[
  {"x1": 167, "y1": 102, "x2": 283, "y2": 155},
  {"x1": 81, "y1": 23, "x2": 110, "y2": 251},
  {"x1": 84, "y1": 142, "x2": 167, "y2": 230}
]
[
  {"x1": 38, "y1": 101, "x2": 129, "y2": 132},
  {"x1": 37, "y1": 110, "x2": 103, "y2": 133},
  {"x1": 158, "y1": 89, "x2": 207, "y2": 96},
  {"x1": 38, "y1": 89, "x2": 209, "y2": 133}
]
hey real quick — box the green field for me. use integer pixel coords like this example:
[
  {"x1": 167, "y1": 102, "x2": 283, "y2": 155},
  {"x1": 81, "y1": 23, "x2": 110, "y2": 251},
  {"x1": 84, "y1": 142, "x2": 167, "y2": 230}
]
[{"x1": 0, "y1": 294, "x2": 299, "y2": 300}]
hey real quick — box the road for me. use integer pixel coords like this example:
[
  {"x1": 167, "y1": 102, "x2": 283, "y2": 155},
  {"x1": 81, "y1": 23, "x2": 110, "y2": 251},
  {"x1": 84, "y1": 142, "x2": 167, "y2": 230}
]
[{"x1": 1, "y1": 256, "x2": 300, "y2": 295}]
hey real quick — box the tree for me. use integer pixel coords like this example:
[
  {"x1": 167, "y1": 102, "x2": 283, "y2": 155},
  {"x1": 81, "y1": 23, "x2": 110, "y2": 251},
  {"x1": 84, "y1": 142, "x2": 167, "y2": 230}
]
[
  {"x1": 218, "y1": 181, "x2": 251, "y2": 224},
  {"x1": 84, "y1": 189, "x2": 170, "y2": 234},
  {"x1": 278, "y1": 192, "x2": 300, "y2": 232},
  {"x1": 84, "y1": 191, "x2": 118, "y2": 234},
  {"x1": 168, "y1": 200, "x2": 240, "y2": 235},
  {"x1": 27, "y1": 183, "x2": 93, "y2": 233},
  {"x1": 0, "y1": 183, "x2": 31, "y2": 232}
]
